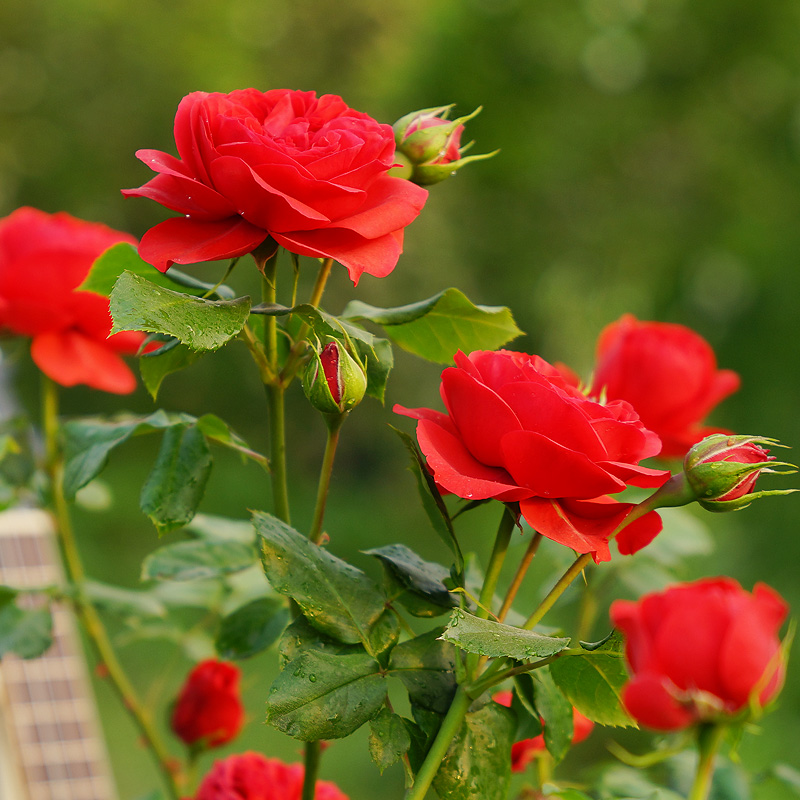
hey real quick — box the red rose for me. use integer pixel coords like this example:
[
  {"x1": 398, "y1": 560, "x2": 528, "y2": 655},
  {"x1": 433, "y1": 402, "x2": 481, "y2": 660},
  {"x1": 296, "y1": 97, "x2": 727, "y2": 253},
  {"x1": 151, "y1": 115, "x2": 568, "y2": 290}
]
[
  {"x1": 0, "y1": 207, "x2": 142, "y2": 394},
  {"x1": 610, "y1": 578, "x2": 788, "y2": 731},
  {"x1": 123, "y1": 89, "x2": 428, "y2": 284},
  {"x1": 395, "y1": 350, "x2": 670, "y2": 562},
  {"x1": 590, "y1": 315, "x2": 740, "y2": 459},
  {"x1": 195, "y1": 752, "x2": 348, "y2": 800},
  {"x1": 171, "y1": 660, "x2": 244, "y2": 749},
  {"x1": 493, "y1": 691, "x2": 594, "y2": 772}
]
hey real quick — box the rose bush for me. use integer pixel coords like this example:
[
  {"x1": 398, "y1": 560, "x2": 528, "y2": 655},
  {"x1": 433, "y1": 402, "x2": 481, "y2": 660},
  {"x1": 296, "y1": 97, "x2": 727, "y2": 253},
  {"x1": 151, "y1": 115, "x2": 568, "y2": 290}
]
[
  {"x1": 195, "y1": 753, "x2": 348, "y2": 800},
  {"x1": 0, "y1": 207, "x2": 142, "y2": 393},
  {"x1": 610, "y1": 577, "x2": 788, "y2": 731},
  {"x1": 494, "y1": 691, "x2": 594, "y2": 772},
  {"x1": 589, "y1": 315, "x2": 740, "y2": 459},
  {"x1": 123, "y1": 88, "x2": 429, "y2": 284},
  {"x1": 395, "y1": 349, "x2": 670, "y2": 561},
  {"x1": 171, "y1": 660, "x2": 244, "y2": 749}
]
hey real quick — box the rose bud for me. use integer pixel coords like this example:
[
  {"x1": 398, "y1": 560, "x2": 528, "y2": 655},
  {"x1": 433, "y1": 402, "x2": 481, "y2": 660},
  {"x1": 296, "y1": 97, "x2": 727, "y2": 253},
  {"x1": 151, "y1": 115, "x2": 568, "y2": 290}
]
[
  {"x1": 171, "y1": 659, "x2": 244, "y2": 751},
  {"x1": 493, "y1": 691, "x2": 594, "y2": 772},
  {"x1": 302, "y1": 339, "x2": 367, "y2": 417},
  {"x1": 196, "y1": 752, "x2": 348, "y2": 800},
  {"x1": 611, "y1": 578, "x2": 789, "y2": 731},
  {"x1": 683, "y1": 434, "x2": 797, "y2": 511},
  {"x1": 391, "y1": 105, "x2": 498, "y2": 186}
]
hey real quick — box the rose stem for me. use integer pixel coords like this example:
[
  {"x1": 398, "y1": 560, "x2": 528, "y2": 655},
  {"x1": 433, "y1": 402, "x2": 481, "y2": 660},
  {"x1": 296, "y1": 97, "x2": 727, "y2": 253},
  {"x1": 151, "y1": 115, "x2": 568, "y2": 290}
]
[
  {"x1": 42, "y1": 376, "x2": 183, "y2": 800},
  {"x1": 404, "y1": 687, "x2": 472, "y2": 800},
  {"x1": 257, "y1": 249, "x2": 291, "y2": 523},
  {"x1": 308, "y1": 418, "x2": 345, "y2": 546},
  {"x1": 466, "y1": 505, "x2": 516, "y2": 680},
  {"x1": 497, "y1": 531, "x2": 542, "y2": 622},
  {"x1": 688, "y1": 724, "x2": 726, "y2": 800},
  {"x1": 280, "y1": 257, "x2": 334, "y2": 384}
]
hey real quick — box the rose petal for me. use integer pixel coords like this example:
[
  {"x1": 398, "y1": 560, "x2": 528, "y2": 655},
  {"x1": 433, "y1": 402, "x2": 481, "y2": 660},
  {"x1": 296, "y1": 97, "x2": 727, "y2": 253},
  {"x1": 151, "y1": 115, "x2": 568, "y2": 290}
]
[
  {"x1": 502, "y1": 430, "x2": 625, "y2": 498},
  {"x1": 622, "y1": 674, "x2": 695, "y2": 731},
  {"x1": 615, "y1": 509, "x2": 663, "y2": 554},
  {"x1": 31, "y1": 330, "x2": 137, "y2": 394},
  {"x1": 137, "y1": 216, "x2": 268, "y2": 272}
]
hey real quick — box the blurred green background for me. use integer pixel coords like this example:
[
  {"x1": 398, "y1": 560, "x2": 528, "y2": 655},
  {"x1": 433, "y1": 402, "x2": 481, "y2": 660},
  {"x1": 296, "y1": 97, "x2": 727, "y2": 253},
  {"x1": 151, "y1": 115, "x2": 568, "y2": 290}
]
[{"x1": 1, "y1": 0, "x2": 799, "y2": 797}]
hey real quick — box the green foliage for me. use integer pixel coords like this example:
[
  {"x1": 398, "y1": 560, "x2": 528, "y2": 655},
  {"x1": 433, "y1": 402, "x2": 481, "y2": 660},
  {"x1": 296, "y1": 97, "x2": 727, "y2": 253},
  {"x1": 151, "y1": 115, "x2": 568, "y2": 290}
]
[
  {"x1": 139, "y1": 343, "x2": 203, "y2": 400},
  {"x1": 79, "y1": 243, "x2": 236, "y2": 300},
  {"x1": 255, "y1": 512, "x2": 389, "y2": 652},
  {"x1": 368, "y1": 708, "x2": 412, "y2": 774},
  {"x1": 215, "y1": 597, "x2": 289, "y2": 660},
  {"x1": 388, "y1": 629, "x2": 457, "y2": 715},
  {"x1": 532, "y1": 667, "x2": 574, "y2": 763},
  {"x1": 139, "y1": 424, "x2": 212, "y2": 535},
  {"x1": 110, "y1": 271, "x2": 251, "y2": 351},
  {"x1": 365, "y1": 543, "x2": 456, "y2": 617},
  {"x1": 441, "y1": 608, "x2": 571, "y2": 660},
  {"x1": 343, "y1": 288, "x2": 523, "y2": 364},
  {"x1": 391, "y1": 426, "x2": 464, "y2": 573},
  {"x1": 432, "y1": 702, "x2": 515, "y2": 800},
  {"x1": 266, "y1": 648, "x2": 386, "y2": 740},
  {"x1": 0, "y1": 602, "x2": 52, "y2": 659},
  {"x1": 141, "y1": 540, "x2": 259, "y2": 582},
  {"x1": 550, "y1": 631, "x2": 636, "y2": 728}
]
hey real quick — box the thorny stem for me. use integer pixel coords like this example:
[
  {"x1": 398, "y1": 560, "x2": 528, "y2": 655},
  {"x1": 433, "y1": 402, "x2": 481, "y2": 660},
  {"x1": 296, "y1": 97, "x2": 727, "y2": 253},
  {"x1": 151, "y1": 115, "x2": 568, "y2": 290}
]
[
  {"x1": 301, "y1": 741, "x2": 322, "y2": 800},
  {"x1": 42, "y1": 377, "x2": 183, "y2": 800}
]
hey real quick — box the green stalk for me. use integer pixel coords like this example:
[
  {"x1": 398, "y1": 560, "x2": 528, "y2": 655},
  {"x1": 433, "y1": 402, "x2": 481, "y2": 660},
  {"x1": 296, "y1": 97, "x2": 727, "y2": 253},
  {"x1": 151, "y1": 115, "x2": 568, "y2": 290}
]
[
  {"x1": 522, "y1": 552, "x2": 593, "y2": 631},
  {"x1": 42, "y1": 377, "x2": 183, "y2": 800},
  {"x1": 302, "y1": 741, "x2": 322, "y2": 800},
  {"x1": 404, "y1": 687, "x2": 472, "y2": 800},
  {"x1": 497, "y1": 531, "x2": 542, "y2": 622},
  {"x1": 308, "y1": 419, "x2": 344, "y2": 545},
  {"x1": 258, "y1": 253, "x2": 291, "y2": 524},
  {"x1": 688, "y1": 724, "x2": 725, "y2": 800},
  {"x1": 466, "y1": 506, "x2": 516, "y2": 678}
]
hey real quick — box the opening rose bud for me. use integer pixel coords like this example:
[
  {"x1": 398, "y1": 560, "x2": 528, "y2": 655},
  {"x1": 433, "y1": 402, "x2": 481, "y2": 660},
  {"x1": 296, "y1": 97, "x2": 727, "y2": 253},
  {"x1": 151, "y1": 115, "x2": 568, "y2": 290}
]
[
  {"x1": 302, "y1": 339, "x2": 367, "y2": 417},
  {"x1": 683, "y1": 434, "x2": 798, "y2": 511},
  {"x1": 391, "y1": 105, "x2": 498, "y2": 185}
]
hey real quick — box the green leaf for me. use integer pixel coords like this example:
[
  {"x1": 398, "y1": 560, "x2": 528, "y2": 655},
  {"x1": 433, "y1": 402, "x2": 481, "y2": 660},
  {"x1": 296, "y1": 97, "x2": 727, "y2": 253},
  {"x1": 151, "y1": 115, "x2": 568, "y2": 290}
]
[
  {"x1": 550, "y1": 631, "x2": 636, "y2": 727},
  {"x1": 391, "y1": 426, "x2": 463, "y2": 573},
  {"x1": 110, "y1": 271, "x2": 251, "y2": 351},
  {"x1": 141, "y1": 540, "x2": 258, "y2": 582},
  {"x1": 278, "y1": 617, "x2": 364, "y2": 665},
  {"x1": 254, "y1": 511, "x2": 387, "y2": 651},
  {"x1": 79, "y1": 242, "x2": 235, "y2": 299},
  {"x1": 186, "y1": 514, "x2": 256, "y2": 544},
  {"x1": 83, "y1": 580, "x2": 166, "y2": 618},
  {"x1": 195, "y1": 414, "x2": 269, "y2": 470},
  {"x1": 215, "y1": 597, "x2": 289, "y2": 660},
  {"x1": 62, "y1": 410, "x2": 193, "y2": 499},
  {"x1": 508, "y1": 678, "x2": 544, "y2": 740},
  {"x1": 0, "y1": 604, "x2": 52, "y2": 659},
  {"x1": 388, "y1": 629, "x2": 457, "y2": 714},
  {"x1": 139, "y1": 342, "x2": 203, "y2": 400},
  {"x1": 433, "y1": 702, "x2": 515, "y2": 800},
  {"x1": 533, "y1": 667, "x2": 574, "y2": 763},
  {"x1": 365, "y1": 544, "x2": 456, "y2": 617},
  {"x1": 542, "y1": 790, "x2": 594, "y2": 800},
  {"x1": 368, "y1": 708, "x2": 412, "y2": 774},
  {"x1": 358, "y1": 335, "x2": 393, "y2": 403},
  {"x1": 343, "y1": 287, "x2": 523, "y2": 364},
  {"x1": 139, "y1": 424, "x2": 212, "y2": 535},
  {"x1": 441, "y1": 608, "x2": 570, "y2": 660},
  {"x1": 266, "y1": 648, "x2": 386, "y2": 740}
]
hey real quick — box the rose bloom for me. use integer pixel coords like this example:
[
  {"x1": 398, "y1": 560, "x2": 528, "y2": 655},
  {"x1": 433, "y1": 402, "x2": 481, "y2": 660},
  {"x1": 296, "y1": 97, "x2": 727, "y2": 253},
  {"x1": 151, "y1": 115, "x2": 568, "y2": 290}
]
[
  {"x1": 171, "y1": 660, "x2": 244, "y2": 749},
  {"x1": 395, "y1": 350, "x2": 670, "y2": 562},
  {"x1": 611, "y1": 577, "x2": 788, "y2": 731},
  {"x1": 493, "y1": 691, "x2": 594, "y2": 772},
  {"x1": 123, "y1": 89, "x2": 428, "y2": 284},
  {"x1": 590, "y1": 314, "x2": 740, "y2": 459},
  {"x1": 0, "y1": 207, "x2": 142, "y2": 394},
  {"x1": 195, "y1": 753, "x2": 348, "y2": 800}
]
